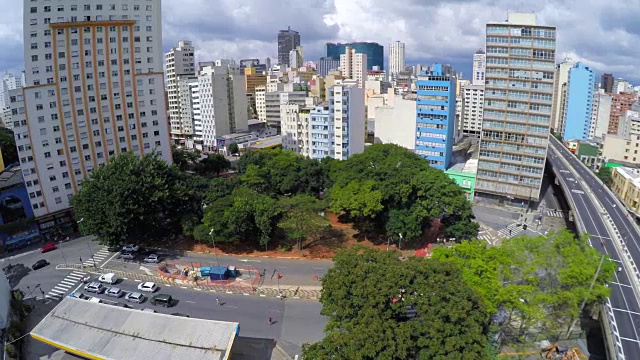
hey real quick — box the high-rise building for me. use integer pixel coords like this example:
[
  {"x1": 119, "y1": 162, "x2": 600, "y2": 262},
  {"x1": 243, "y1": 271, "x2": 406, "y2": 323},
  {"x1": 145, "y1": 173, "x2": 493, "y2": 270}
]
[
  {"x1": 608, "y1": 92, "x2": 635, "y2": 135},
  {"x1": 317, "y1": 57, "x2": 340, "y2": 77},
  {"x1": 326, "y1": 42, "x2": 383, "y2": 70},
  {"x1": 281, "y1": 103, "x2": 312, "y2": 156},
  {"x1": 239, "y1": 59, "x2": 267, "y2": 74},
  {"x1": 601, "y1": 73, "x2": 614, "y2": 93},
  {"x1": 165, "y1": 40, "x2": 195, "y2": 145},
  {"x1": 613, "y1": 78, "x2": 632, "y2": 94},
  {"x1": 340, "y1": 46, "x2": 367, "y2": 88},
  {"x1": 550, "y1": 58, "x2": 574, "y2": 134},
  {"x1": 472, "y1": 49, "x2": 486, "y2": 86},
  {"x1": 562, "y1": 63, "x2": 595, "y2": 141},
  {"x1": 476, "y1": 13, "x2": 556, "y2": 203},
  {"x1": 12, "y1": 0, "x2": 171, "y2": 217},
  {"x1": 461, "y1": 84, "x2": 485, "y2": 137},
  {"x1": 388, "y1": 41, "x2": 405, "y2": 79},
  {"x1": 415, "y1": 64, "x2": 456, "y2": 170},
  {"x1": 289, "y1": 46, "x2": 303, "y2": 69},
  {"x1": 309, "y1": 81, "x2": 365, "y2": 160},
  {"x1": 0, "y1": 73, "x2": 24, "y2": 110},
  {"x1": 277, "y1": 27, "x2": 300, "y2": 67},
  {"x1": 197, "y1": 61, "x2": 248, "y2": 152},
  {"x1": 593, "y1": 91, "x2": 612, "y2": 138}
]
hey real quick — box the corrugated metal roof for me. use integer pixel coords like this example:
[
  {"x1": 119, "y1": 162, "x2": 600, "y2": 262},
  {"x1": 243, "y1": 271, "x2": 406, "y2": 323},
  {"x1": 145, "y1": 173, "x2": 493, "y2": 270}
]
[{"x1": 30, "y1": 296, "x2": 238, "y2": 360}]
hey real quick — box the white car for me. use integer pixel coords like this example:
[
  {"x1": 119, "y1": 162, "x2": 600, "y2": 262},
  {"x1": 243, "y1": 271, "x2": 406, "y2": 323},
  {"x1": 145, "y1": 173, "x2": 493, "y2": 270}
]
[
  {"x1": 122, "y1": 244, "x2": 140, "y2": 252},
  {"x1": 84, "y1": 282, "x2": 104, "y2": 294},
  {"x1": 137, "y1": 282, "x2": 157, "y2": 293},
  {"x1": 98, "y1": 273, "x2": 118, "y2": 284},
  {"x1": 126, "y1": 292, "x2": 145, "y2": 303},
  {"x1": 143, "y1": 254, "x2": 160, "y2": 263},
  {"x1": 106, "y1": 287, "x2": 123, "y2": 298}
]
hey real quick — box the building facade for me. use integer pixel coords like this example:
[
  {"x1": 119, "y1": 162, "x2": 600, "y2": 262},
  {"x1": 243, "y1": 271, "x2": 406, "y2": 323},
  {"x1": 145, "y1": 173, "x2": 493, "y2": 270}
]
[
  {"x1": 13, "y1": 0, "x2": 172, "y2": 217},
  {"x1": 415, "y1": 64, "x2": 456, "y2": 170},
  {"x1": 609, "y1": 92, "x2": 635, "y2": 135},
  {"x1": 289, "y1": 46, "x2": 303, "y2": 69},
  {"x1": 0, "y1": 167, "x2": 41, "y2": 250},
  {"x1": 611, "y1": 166, "x2": 640, "y2": 217},
  {"x1": 339, "y1": 46, "x2": 367, "y2": 88},
  {"x1": 601, "y1": 73, "x2": 614, "y2": 93},
  {"x1": 281, "y1": 103, "x2": 311, "y2": 155},
  {"x1": 317, "y1": 57, "x2": 339, "y2": 77},
  {"x1": 326, "y1": 42, "x2": 383, "y2": 70},
  {"x1": 197, "y1": 61, "x2": 248, "y2": 152},
  {"x1": 165, "y1": 40, "x2": 195, "y2": 144},
  {"x1": 0, "y1": 73, "x2": 24, "y2": 110},
  {"x1": 551, "y1": 58, "x2": 573, "y2": 134},
  {"x1": 476, "y1": 13, "x2": 556, "y2": 203},
  {"x1": 562, "y1": 62, "x2": 595, "y2": 141},
  {"x1": 388, "y1": 41, "x2": 405, "y2": 79},
  {"x1": 277, "y1": 27, "x2": 300, "y2": 67},
  {"x1": 461, "y1": 84, "x2": 485, "y2": 137},
  {"x1": 472, "y1": 49, "x2": 486, "y2": 86}
]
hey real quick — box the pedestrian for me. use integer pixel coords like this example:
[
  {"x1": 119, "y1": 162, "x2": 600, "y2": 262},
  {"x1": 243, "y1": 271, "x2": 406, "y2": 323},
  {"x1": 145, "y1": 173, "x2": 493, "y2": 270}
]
[
  {"x1": 268, "y1": 317, "x2": 273, "y2": 326},
  {"x1": 216, "y1": 297, "x2": 220, "y2": 306}
]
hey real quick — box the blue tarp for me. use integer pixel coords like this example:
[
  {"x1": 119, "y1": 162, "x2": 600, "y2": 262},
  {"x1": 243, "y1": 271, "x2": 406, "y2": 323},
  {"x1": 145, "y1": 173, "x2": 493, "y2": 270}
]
[
  {"x1": 200, "y1": 266, "x2": 211, "y2": 276},
  {"x1": 209, "y1": 266, "x2": 228, "y2": 281}
]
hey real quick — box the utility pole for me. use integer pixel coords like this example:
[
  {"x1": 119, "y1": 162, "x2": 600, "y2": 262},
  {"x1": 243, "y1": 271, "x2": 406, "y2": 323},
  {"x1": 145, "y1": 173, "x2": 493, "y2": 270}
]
[{"x1": 566, "y1": 254, "x2": 605, "y2": 336}]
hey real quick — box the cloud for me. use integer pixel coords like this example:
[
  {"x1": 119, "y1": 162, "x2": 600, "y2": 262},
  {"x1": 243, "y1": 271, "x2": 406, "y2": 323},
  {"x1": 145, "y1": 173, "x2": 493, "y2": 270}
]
[{"x1": 2, "y1": 0, "x2": 640, "y2": 83}]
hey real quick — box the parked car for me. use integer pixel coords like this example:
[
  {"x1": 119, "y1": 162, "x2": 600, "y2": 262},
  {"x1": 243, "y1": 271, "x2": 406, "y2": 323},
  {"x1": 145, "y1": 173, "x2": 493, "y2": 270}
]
[
  {"x1": 125, "y1": 292, "x2": 145, "y2": 303},
  {"x1": 150, "y1": 294, "x2": 173, "y2": 307},
  {"x1": 107, "y1": 245, "x2": 120, "y2": 252},
  {"x1": 137, "y1": 282, "x2": 157, "y2": 293},
  {"x1": 40, "y1": 243, "x2": 57, "y2": 253},
  {"x1": 98, "y1": 273, "x2": 118, "y2": 284},
  {"x1": 106, "y1": 287, "x2": 123, "y2": 298},
  {"x1": 171, "y1": 313, "x2": 190, "y2": 318},
  {"x1": 122, "y1": 244, "x2": 139, "y2": 252},
  {"x1": 84, "y1": 282, "x2": 104, "y2": 294},
  {"x1": 32, "y1": 259, "x2": 49, "y2": 270},
  {"x1": 143, "y1": 254, "x2": 160, "y2": 263},
  {"x1": 119, "y1": 252, "x2": 136, "y2": 260}
]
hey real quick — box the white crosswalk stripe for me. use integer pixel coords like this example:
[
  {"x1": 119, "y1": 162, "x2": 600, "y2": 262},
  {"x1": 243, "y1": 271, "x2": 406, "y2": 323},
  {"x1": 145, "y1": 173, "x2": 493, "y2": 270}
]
[
  {"x1": 44, "y1": 270, "x2": 88, "y2": 302},
  {"x1": 59, "y1": 280, "x2": 76, "y2": 286},
  {"x1": 498, "y1": 223, "x2": 525, "y2": 238},
  {"x1": 545, "y1": 210, "x2": 566, "y2": 218},
  {"x1": 49, "y1": 289, "x2": 66, "y2": 295}
]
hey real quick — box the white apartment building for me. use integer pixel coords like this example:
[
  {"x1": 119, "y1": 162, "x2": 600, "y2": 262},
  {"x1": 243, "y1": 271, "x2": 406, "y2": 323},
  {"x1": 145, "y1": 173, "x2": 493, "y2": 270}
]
[
  {"x1": 551, "y1": 58, "x2": 573, "y2": 134},
  {"x1": 0, "y1": 73, "x2": 24, "y2": 110},
  {"x1": 462, "y1": 84, "x2": 485, "y2": 137},
  {"x1": 165, "y1": 40, "x2": 195, "y2": 143},
  {"x1": 255, "y1": 85, "x2": 266, "y2": 122},
  {"x1": 472, "y1": 49, "x2": 486, "y2": 86},
  {"x1": 614, "y1": 78, "x2": 632, "y2": 94},
  {"x1": 177, "y1": 76, "x2": 198, "y2": 148},
  {"x1": 594, "y1": 91, "x2": 612, "y2": 138},
  {"x1": 12, "y1": 0, "x2": 171, "y2": 217},
  {"x1": 388, "y1": 41, "x2": 405, "y2": 80},
  {"x1": 281, "y1": 103, "x2": 311, "y2": 155},
  {"x1": 374, "y1": 94, "x2": 416, "y2": 150},
  {"x1": 190, "y1": 80, "x2": 202, "y2": 150},
  {"x1": 289, "y1": 46, "x2": 303, "y2": 69},
  {"x1": 589, "y1": 90, "x2": 599, "y2": 139},
  {"x1": 197, "y1": 62, "x2": 248, "y2": 151},
  {"x1": 340, "y1": 46, "x2": 367, "y2": 88}
]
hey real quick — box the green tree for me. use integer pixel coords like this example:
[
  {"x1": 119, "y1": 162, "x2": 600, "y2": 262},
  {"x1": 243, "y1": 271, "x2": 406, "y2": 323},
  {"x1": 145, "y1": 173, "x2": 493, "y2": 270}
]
[
  {"x1": 432, "y1": 230, "x2": 615, "y2": 341},
  {"x1": 195, "y1": 195, "x2": 236, "y2": 244},
  {"x1": 596, "y1": 166, "x2": 613, "y2": 187},
  {"x1": 303, "y1": 246, "x2": 490, "y2": 359},
  {"x1": 0, "y1": 128, "x2": 18, "y2": 165},
  {"x1": 228, "y1": 143, "x2": 239, "y2": 155},
  {"x1": 171, "y1": 145, "x2": 200, "y2": 171},
  {"x1": 197, "y1": 153, "x2": 231, "y2": 176},
  {"x1": 71, "y1": 152, "x2": 199, "y2": 246},
  {"x1": 278, "y1": 195, "x2": 328, "y2": 250}
]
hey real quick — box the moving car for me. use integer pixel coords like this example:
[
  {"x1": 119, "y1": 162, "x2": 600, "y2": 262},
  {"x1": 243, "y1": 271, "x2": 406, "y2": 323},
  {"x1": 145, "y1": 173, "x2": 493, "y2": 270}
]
[
  {"x1": 32, "y1": 259, "x2": 49, "y2": 270},
  {"x1": 122, "y1": 244, "x2": 140, "y2": 252},
  {"x1": 119, "y1": 252, "x2": 136, "y2": 260},
  {"x1": 150, "y1": 294, "x2": 173, "y2": 307},
  {"x1": 98, "y1": 273, "x2": 118, "y2": 284},
  {"x1": 106, "y1": 287, "x2": 123, "y2": 298},
  {"x1": 40, "y1": 243, "x2": 57, "y2": 253},
  {"x1": 125, "y1": 292, "x2": 145, "y2": 303},
  {"x1": 137, "y1": 282, "x2": 157, "y2": 293},
  {"x1": 84, "y1": 282, "x2": 104, "y2": 294},
  {"x1": 143, "y1": 254, "x2": 160, "y2": 263}
]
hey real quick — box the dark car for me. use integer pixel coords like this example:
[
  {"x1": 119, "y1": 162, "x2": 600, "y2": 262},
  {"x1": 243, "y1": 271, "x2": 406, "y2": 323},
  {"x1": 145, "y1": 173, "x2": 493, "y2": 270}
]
[
  {"x1": 32, "y1": 259, "x2": 49, "y2": 270},
  {"x1": 150, "y1": 294, "x2": 173, "y2": 307}
]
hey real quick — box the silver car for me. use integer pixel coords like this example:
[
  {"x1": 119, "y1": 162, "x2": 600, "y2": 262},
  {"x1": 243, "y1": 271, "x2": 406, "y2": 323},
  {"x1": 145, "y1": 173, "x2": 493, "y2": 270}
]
[
  {"x1": 143, "y1": 254, "x2": 160, "y2": 263},
  {"x1": 126, "y1": 292, "x2": 145, "y2": 303},
  {"x1": 84, "y1": 282, "x2": 104, "y2": 294},
  {"x1": 106, "y1": 287, "x2": 123, "y2": 298}
]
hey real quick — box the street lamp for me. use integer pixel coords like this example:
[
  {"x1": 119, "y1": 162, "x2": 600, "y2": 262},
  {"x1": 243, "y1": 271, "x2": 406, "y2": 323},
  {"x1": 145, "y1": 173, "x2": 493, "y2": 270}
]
[
  {"x1": 398, "y1": 233, "x2": 403, "y2": 251},
  {"x1": 208, "y1": 229, "x2": 220, "y2": 266},
  {"x1": 78, "y1": 218, "x2": 96, "y2": 268}
]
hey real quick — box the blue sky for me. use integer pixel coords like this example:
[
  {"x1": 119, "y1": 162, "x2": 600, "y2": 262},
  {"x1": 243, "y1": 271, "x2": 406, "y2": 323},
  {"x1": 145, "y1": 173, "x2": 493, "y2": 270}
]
[{"x1": 3, "y1": 0, "x2": 640, "y2": 84}]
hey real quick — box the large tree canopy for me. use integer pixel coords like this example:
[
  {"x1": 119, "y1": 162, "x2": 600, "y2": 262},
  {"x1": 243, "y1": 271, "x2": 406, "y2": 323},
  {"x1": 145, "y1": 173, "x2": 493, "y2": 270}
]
[
  {"x1": 71, "y1": 152, "x2": 201, "y2": 245},
  {"x1": 432, "y1": 230, "x2": 615, "y2": 341},
  {"x1": 327, "y1": 144, "x2": 478, "y2": 244},
  {"x1": 303, "y1": 246, "x2": 490, "y2": 359}
]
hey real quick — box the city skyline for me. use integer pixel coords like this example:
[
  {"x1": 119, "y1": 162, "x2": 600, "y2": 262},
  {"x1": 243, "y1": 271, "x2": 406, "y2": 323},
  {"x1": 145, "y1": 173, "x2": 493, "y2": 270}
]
[{"x1": 1, "y1": 1, "x2": 639, "y2": 83}]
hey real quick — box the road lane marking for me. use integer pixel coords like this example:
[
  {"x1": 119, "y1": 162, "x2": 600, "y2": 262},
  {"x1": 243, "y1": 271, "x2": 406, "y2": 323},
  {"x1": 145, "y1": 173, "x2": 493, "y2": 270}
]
[
  {"x1": 67, "y1": 274, "x2": 84, "y2": 280},
  {"x1": 49, "y1": 289, "x2": 66, "y2": 295},
  {"x1": 611, "y1": 282, "x2": 632, "y2": 288},
  {"x1": 185, "y1": 300, "x2": 195, "y2": 304},
  {"x1": 620, "y1": 337, "x2": 640, "y2": 343},
  {"x1": 59, "y1": 280, "x2": 76, "y2": 286},
  {"x1": 101, "y1": 252, "x2": 121, "y2": 268},
  {"x1": 53, "y1": 285, "x2": 71, "y2": 292}
]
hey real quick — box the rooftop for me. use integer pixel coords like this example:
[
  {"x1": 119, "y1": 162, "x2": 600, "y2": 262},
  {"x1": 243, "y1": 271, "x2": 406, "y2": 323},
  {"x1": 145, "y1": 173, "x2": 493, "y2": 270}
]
[
  {"x1": 615, "y1": 167, "x2": 640, "y2": 187},
  {"x1": 30, "y1": 296, "x2": 238, "y2": 360},
  {"x1": 0, "y1": 167, "x2": 24, "y2": 191}
]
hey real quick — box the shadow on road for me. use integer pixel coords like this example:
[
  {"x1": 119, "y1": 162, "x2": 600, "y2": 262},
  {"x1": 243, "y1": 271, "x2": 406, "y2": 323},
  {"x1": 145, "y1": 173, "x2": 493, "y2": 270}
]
[
  {"x1": 4, "y1": 264, "x2": 32, "y2": 288},
  {"x1": 230, "y1": 336, "x2": 277, "y2": 360}
]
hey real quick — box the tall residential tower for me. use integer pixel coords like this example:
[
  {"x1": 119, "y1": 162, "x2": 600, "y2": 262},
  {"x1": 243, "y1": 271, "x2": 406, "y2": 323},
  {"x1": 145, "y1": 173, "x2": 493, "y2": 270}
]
[
  {"x1": 165, "y1": 40, "x2": 195, "y2": 145},
  {"x1": 472, "y1": 49, "x2": 486, "y2": 86},
  {"x1": 562, "y1": 62, "x2": 595, "y2": 141},
  {"x1": 12, "y1": 0, "x2": 172, "y2": 218},
  {"x1": 388, "y1": 41, "x2": 406, "y2": 79},
  {"x1": 476, "y1": 13, "x2": 556, "y2": 204}
]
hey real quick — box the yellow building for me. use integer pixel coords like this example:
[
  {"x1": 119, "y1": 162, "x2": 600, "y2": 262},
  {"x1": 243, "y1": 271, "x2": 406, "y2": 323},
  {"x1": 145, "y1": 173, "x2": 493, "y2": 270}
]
[
  {"x1": 244, "y1": 68, "x2": 267, "y2": 95},
  {"x1": 0, "y1": 147, "x2": 4, "y2": 172},
  {"x1": 611, "y1": 166, "x2": 640, "y2": 215}
]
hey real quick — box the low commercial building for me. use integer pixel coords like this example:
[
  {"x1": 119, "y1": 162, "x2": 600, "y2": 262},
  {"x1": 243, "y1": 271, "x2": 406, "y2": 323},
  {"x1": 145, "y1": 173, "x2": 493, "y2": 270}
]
[
  {"x1": 611, "y1": 166, "x2": 640, "y2": 217},
  {"x1": 31, "y1": 296, "x2": 239, "y2": 360},
  {"x1": 0, "y1": 167, "x2": 40, "y2": 251}
]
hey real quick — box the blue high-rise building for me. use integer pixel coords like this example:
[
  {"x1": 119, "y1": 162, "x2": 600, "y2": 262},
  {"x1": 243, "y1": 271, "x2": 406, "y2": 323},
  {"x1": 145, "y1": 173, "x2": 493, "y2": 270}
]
[
  {"x1": 325, "y1": 42, "x2": 383, "y2": 70},
  {"x1": 563, "y1": 62, "x2": 595, "y2": 141},
  {"x1": 415, "y1": 64, "x2": 456, "y2": 170}
]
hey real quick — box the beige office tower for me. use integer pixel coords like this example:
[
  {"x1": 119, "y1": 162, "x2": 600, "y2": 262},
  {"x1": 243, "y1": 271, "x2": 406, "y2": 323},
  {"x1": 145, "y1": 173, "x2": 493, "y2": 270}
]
[
  {"x1": 165, "y1": 40, "x2": 195, "y2": 145},
  {"x1": 11, "y1": 0, "x2": 172, "y2": 217},
  {"x1": 475, "y1": 13, "x2": 556, "y2": 204}
]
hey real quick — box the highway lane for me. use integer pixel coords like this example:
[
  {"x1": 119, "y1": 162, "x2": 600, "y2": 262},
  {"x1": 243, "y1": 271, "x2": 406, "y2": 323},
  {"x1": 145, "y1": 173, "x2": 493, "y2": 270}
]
[{"x1": 548, "y1": 142, "x2": 640, "y2": 357}]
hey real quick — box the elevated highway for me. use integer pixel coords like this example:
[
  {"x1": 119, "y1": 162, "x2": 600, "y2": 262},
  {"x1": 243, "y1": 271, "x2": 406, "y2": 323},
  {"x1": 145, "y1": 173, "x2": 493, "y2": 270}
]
[{"x1": 547, "y1": 135, "x2": 640, "y2": 359}]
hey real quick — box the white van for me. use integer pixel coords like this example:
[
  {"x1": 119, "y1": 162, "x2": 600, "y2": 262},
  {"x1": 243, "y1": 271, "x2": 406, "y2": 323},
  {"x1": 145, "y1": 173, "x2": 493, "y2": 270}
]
[{"x1": 98, "y1": 273, "x2": 118, "y2": 284}]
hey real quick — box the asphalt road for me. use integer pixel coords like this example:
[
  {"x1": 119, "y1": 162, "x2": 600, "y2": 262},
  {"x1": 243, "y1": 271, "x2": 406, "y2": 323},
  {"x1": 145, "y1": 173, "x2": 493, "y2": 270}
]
[{"x1": 548, "y1": 137, "x2": 640, "y2": 357}]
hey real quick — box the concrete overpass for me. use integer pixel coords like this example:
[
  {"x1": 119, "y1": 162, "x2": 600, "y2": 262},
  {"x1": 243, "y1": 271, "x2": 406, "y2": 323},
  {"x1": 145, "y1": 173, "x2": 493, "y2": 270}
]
[{"x1": 547, "y1": 135, "x2": 640, "y2": 360}]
